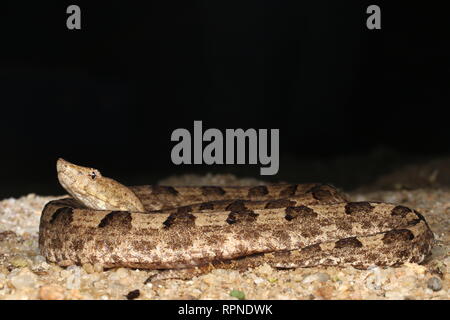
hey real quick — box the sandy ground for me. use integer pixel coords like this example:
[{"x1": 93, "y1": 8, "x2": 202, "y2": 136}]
[{"x1": 0, "y1": 173, "x2": 448, "y2": 300}]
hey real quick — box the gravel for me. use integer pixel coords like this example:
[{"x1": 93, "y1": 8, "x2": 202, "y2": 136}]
[
  {"x1": 0, "y1": 174, "x2": 448, "y2": 300},
  {"x1": 427, "y1": 277, "x2": 442, "y2": 292},
  {"x1": 302, "y1": 272, "x2": 331, "y2": 284}
]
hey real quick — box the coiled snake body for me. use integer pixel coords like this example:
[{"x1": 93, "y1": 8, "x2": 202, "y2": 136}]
[{"x1": 38, "y1": 159, "x2": 434, "y2": 273}]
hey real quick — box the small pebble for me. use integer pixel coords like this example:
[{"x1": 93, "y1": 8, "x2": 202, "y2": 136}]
[
  {"x1": 33, "y1": 255, "x2": 46, "y2": 264},
  {"x1": 9, "y1": 256, "x2": 29, "y2": 268},
  {"x1": 66, "y1": 265, "x2": 81, "y2": 273},
  {"x1": 255, "y1": 264, "x2": 273, "y2": 277},
  {"x1": 427, "y1": 277, "x2": 442, "y2": 291},
  {"x1": 93, "y1": 263, "x2": 104, "y2": 273},
  {"x1": 314, "y1": 285, "x2": 334, "y2": 300},
  {"x1": 0, "y1": 265, "x2": 10, "y2": 275},
  {"x1": 9, "y1": 268, "x2": 38, "y2": 290},
  {"x1": 430, "y1": 246, "x2": 446, "y2": 259},
  {"x1": 115, "y1": 268, "x2": 129, "y2": 279},
  {"x1": 39, "y1": 285, "x2": 65, "y2": 300},
  {"x1": 126, "y1": 289, "x2": 140, "y2": 300},
  {"x1": 82, "y1": 263, "x2": 94, "y2": 274},
  {"x1": 108, "y1": 268, "x2": 130, "y2": 282},
  {"x1": 145, "y1": 282, "x2": 153, "y2": 288},
  {"x1": 66, "y1": 273, "x2": 81, "y2": 290},
  {"x1": 302, "y1": 273, "x2": 330, "y2": 284}
]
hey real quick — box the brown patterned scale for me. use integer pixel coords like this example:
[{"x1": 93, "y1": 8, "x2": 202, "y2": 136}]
[{"x1": 38, "y1": 159, "x2": 435, "y2": 277}]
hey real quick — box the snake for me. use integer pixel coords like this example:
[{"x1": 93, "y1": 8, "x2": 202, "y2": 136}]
[{"x1": 38, "y1": 158, "x2": 434, "y2": 274}]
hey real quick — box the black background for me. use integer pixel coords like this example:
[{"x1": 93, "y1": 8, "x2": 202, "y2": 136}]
[{"x1": 1, "y1": 1, "x2": 449, "y2": 198}]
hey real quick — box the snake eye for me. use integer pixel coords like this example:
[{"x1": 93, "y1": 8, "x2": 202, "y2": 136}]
[{"x1": 90, "y1": 171, "x2": 96, "y2": 179}]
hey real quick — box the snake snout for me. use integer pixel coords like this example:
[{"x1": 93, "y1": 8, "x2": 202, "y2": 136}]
[{"x1": 56, "y1": 158, "x2": 69, "y2": 171}]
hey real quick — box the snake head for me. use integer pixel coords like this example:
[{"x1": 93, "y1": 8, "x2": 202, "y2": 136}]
[
  {"x1": 57, "y1": 158, "x2": 104, "y2": 189},
  {"x1": 57, "y1": 158, "x2": 102, "y2": 180},
  {"x1": 56, "y1": 158, "x2": 104, "y2": 198},
  {"x1": 56, "y1": 158, "x2": 145, "y2": 212}
]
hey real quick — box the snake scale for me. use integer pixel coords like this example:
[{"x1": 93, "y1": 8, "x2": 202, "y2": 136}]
[{"x1": 38, "y1": 159, "x2": 434, "y2": 275}]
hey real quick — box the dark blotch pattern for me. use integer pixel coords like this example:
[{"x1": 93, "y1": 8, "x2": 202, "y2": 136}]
[
  {"x1": 408, "y1": 210, "x2": 430, "y2": 228},
  {"x1": 391, "y1": 205, "x2": 412, "y2": 217},
  {"x1": 163, "y1": 208, "x2": 196, "y2": 228},
  {"x1": 98, "y1": 211, "x2": 132, "y2": 230},
  {"x1": 335, "y1": 237, "x2": 363, "y2": 249},
  {"x1": 176, "y1": 206, "x2": 193, "y2": 215},
  {"x1": 278, "y1": 185, "x2": 298, "y2": 197},
  {"x1": 265, "y1": 199, "x2": 296, "y2": 209},
  {"x1": 226, "y1": 209, "x2": 259, "y2": 225},
  {"x1": 382, "y1": 229, "x2": 415, "y2": 244},
  {"x1": 408, "y1": 218, "x2": 423, "y2": 227},
  {"x1": 306, "y1": 184, "x2": 333, "y2": 201},
  {"x1": 413, "y1": 210, "x2": 426, "y2": 222},
  {"x1": 151, "y1": 186, "x2": 179, "y2": 196},
  {"x1": 344, "y1": 202, "x2": 374, "y2": 215},
  {"x1": 301, "y1": 243, "x2": 322, "y2": 254},
  {"x1": 312, "y1": 189, "x2": 333, "y2": 201},
  {"x1": 201, "y1": 186, "x2": 226, "y2": 196},
  {"x1": 247, "y1": 186, "x2": 269, "y2": 197},
  {"x1": 50, "y1": 207, "x2": 74, "y2": 225},
  {"x1": 42, "y1": 201, "x2": 55, "y2": 216},
  {"x1": 285, "y1": 206, "x2": 317, "y2": 221},
  {"x1": 225, "y1": 200, "x2": 247, "y2": 212},
  {"x1": 272, "y1": 250, "x2": 291, "y2": 258},
  {"x1": 199, "y1": 202, "x2": 214, "y2": 210}
]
